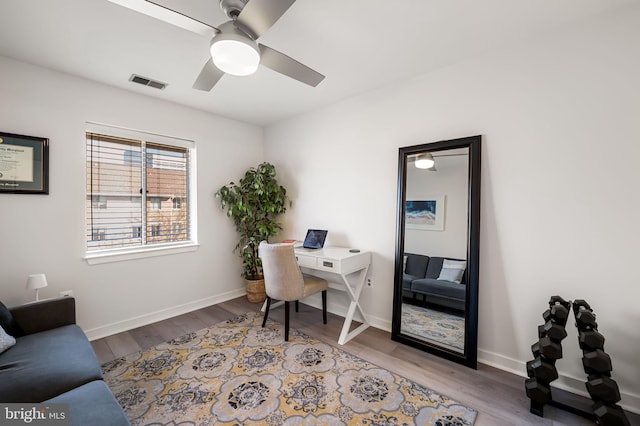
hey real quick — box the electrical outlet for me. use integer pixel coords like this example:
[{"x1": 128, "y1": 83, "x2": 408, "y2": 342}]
[
  {"x1": 367, "y1": 277, "x2": 373, "y2": 287},
  {"x1": 60, "y1": 290, "x2": 74, "y2": 297}
]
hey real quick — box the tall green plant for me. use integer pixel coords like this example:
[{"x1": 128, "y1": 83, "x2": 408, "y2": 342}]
[{"x1": 215, "y1": 162, "x2": 290, "y2": 280}]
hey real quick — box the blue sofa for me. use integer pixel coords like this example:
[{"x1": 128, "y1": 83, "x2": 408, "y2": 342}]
[
  {"x1": 0, "y1": 297, "x2": 129, "y2": 426},
  {"x1": 403, "y1": 253, "x2": 467, "y2": 312}
]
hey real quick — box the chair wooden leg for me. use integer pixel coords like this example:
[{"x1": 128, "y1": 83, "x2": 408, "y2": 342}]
[
  {"x1": 295, "y1": 300, "x2": 299, "y2": 312},
  {"x1": 262, "y1": 297, "x2": 271, "y2": 328},
  {"x1": 284, "y1": 301, "x2": 290, "y2": 341},
  {"x1": 322, "y1": 290, "x2": 327, "y2": 324}
]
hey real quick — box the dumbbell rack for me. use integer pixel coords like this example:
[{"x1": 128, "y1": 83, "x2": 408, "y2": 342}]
[{"x1": 524, "y1": 296, "x2": 630, "y2": 426}]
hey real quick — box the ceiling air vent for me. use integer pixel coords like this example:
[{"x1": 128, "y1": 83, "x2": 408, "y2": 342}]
[{"x1": 129, "y1": 74, "x2": 167, "y2": 90}]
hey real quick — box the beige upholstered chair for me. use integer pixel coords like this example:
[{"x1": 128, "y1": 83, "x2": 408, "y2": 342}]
[{"x1": 259, "y1": 241, "x2": 328, "y2": 341}]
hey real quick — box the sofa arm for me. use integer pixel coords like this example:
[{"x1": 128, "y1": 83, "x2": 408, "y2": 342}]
[{"x1": 10, "y1": 297, "x2": 76, "y2": 335}]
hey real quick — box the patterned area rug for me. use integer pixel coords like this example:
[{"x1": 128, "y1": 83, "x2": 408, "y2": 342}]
[
  {"x1": 400, "y1": 304, "x2": 465, "y2": 351},
  {"x1": 102, "y1": 312, "x2": 477, "y2": 425}
]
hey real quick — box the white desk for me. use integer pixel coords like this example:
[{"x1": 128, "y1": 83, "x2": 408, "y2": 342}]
[{"x1": 295, "y1": 246, "x2": 371, "y2": 345}]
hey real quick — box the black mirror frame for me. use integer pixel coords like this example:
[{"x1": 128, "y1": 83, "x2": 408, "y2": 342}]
[{"x1": 391, "y1": 135, "x2": 481, "y2": 369}]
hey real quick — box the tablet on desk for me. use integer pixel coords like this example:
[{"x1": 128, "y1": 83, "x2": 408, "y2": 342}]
[{"x1": 298, "y1": 229, "x2": 328, "y2": 251}]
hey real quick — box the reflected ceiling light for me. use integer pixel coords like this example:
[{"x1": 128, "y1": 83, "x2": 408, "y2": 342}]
[
  {"x1": 210, "y1": 24, "x2": 260, "y2": 76},
  {"x1": 415, "y1": 153, "x2": 435, "y2": 169}
]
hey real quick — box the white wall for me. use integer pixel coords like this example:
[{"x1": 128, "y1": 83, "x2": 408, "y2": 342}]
[
  {"x1": 0, "y1": 56, "x2": 263, "y2": 339},
  {"x1": 405, "y1": 154, "x2": 468, "y2": 258},
  {"x1": 265, "y1": 5, "x2": 640, "y2": 413}
]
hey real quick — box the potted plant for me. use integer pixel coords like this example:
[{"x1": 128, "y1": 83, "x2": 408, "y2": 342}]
[{"x1": 215, "y1": 162, "x2": 290, "y2": 302}]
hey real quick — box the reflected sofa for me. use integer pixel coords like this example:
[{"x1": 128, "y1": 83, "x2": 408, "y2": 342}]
[{"x1": 403, "y1": 253, "x2": 467, "y2": 312}]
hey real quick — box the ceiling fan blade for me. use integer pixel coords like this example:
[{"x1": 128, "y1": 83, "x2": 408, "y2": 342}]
[
  {"x1": 259, "y1": 44, "x2": 325, "y2": 87},
  {"x1": 192, "y1": 58, "x2": 225, "y2": 91},
  {"x1": 107, "y1": 0, "x2": 217, "y2": 37},
  {"x1": 236, "y1": 0, "x2": 296, "y2": 40}
]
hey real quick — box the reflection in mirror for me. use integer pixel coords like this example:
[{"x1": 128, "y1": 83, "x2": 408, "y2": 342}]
[
  {"x1": 401, "y1": 148, "x2": 469, "y2": 353},
  {"x1": 392, "y1": 135, "x2": 481, "y2": 369}
]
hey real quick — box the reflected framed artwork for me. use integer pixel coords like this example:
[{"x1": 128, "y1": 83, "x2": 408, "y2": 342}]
[
  {"x1": 405, "y1": 195, "x2": 445, "y2": 231},
  {"x1": 0, "y1": 132, "x2": 49, "y2": 194}
]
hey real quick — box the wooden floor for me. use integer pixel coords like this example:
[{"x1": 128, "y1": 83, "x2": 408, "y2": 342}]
[{"x1": 92, "y1": 297, "x2": 637, "y2": 426}]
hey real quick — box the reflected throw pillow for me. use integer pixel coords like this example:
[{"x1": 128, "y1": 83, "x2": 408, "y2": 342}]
[
  {"x1": 0, "y1": 301, "x2": 23, "y2": 337},
  {"x1": 0, "y1": 325, "x2": 16, "y2": 354},
  {"x1": 437, "y1": 259, "x2": 467, "y2": 284}
]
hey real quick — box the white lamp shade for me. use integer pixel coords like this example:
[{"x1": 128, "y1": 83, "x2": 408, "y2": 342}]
[
  {"x1": 210, "y1": 34, "x2": 260, "y2": 76},
  {"x1": 26, "y1": 274, "x2": 48, "y2": 290}
]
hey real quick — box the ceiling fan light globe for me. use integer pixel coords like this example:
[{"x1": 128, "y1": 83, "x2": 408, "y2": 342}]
[
  {"x1": 415, "y1": 158, "x2": 435, "y2": 169},
  {"x1": 210, "y1": 38, "x2": 260, "y2": 76}
]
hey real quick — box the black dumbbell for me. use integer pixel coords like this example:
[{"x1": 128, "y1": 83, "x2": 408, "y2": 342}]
[
  {"x1": 541, "y1": 321, "x2": 568, "y2": 341},
  {"x1": 583, "y1": 349, "x2": 612, "y2": 375},
  {"x1": 525, "y1": 377, "x2": 552, "y2": 405},
  {"x1": 538, "y1": 324, "x2": 546, "y2": 339},
  {"x1": 593, "y1": 401, "x2": 630, "y2": 426},
  {"x1": 575, "y1": 309, "x2": 598, "y2": 330},
  {"x1": 531, "y1": 341, "x2": 541, "y2": 358},
  {"x1": 544, "y1": 305, "x2": 570, "y2": 327},
  {"x1": 586, "y1": 375, "x2": 621, "y2": 404},
  {"x1": 526, "y1": 357, "x2": 559, "y2": 383},
  {"x1": 548, "y1": 295, "x2": 571, "y2": 311},
  {"x1": 538, "y1": 336, "x2": 563, "y2": 359},
  {"x1": 579, "y1": 329, "x2": 605, "y2": 351},
  {"x1": 572, "y1": 299, "x2": 592, "y2": 315}
]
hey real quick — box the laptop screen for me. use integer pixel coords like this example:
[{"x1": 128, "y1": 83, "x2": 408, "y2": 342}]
[{"x1": 302, "y1": 229, "x2": 328, "y2": 249}]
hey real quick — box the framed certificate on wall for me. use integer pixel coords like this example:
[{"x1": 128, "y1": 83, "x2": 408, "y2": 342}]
[{"x1": 0, "y1": 132, "x2": 49, "y2": 194}]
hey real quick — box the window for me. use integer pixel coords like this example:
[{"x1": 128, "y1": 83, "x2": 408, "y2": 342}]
[
  {"x1": 150, "y1": 224, "x2": 161, "y2": 238},
  {"x1": 92, "y1": 196, "x2": 107, "y2": 209},
  {"x1": 86, "y1": 125, "x2": 195, "y2": 257},
  {"x1": 92, "y1": 228, "x2": 106, "y2": 241},
  {"x1": 132, "y1": 226, "x2": 142, "y2": 239},
  {"x1": 150, "y1": 197, "x2": 161, "y2": 210}
]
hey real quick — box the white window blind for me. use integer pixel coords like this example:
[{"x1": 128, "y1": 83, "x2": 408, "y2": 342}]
[{"x1": 86, "y1": 130, "x2": 194, "y2": 254}]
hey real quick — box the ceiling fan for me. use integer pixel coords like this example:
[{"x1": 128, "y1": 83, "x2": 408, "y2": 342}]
[{"x1": 108, "y1": 0, "x2": 325, "y2": 91}]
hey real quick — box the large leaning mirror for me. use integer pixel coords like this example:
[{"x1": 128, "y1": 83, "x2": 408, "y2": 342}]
[{"x1": 392, "y1": 135, "x2": 481, "y2": 368}]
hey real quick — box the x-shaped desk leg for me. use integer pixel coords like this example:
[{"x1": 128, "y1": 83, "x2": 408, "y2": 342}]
[{"x1": 337, "y1": 265, "x2": 370, "y2": 345}]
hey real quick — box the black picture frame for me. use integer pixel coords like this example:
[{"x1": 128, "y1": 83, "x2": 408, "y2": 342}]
[{"x1": 0, "y1": 132, "x2": 49, "y2": 194}]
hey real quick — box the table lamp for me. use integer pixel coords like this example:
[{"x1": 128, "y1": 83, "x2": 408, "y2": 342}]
[{"x1": 26, "y1": 273, "x2": 48, "y2": 301}]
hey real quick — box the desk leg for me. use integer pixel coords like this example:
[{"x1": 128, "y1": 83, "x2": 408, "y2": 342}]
[{"x1": 337, "y1": 266, "x2": 370, "y2": 345}]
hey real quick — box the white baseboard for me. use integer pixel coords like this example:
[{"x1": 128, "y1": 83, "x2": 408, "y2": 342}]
[
  {"x1": 478, "y1": 349, "x2": 640, "y2": 415},
  {"x1": 84, "y1": 288, "x2": 245, "y2": 341}
]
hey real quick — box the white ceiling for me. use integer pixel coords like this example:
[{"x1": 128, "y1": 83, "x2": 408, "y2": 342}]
[{"x1": 0, "y1": 0, "x2": 635, "y2": 126}]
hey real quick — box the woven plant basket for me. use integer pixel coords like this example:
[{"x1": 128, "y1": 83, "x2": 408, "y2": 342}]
[{"x1": 246, "y1": 278, "x2": 266, "y2": 303}]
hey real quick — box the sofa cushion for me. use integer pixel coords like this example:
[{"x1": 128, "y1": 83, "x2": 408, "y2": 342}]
[
  {"x1": 405, "y1": 253, "x2": 429, "y2": 277},
  {"x1": 424, "y1": 257, "x2": 445, "y2": 279},
  {"x1": 426, "y1": 257, "x2": 467, "y2": 283},
  {"x1": 402, "y1": 274, "x2": 421, "y2": 290},
  {"x1": 0, "y1": 300, "x2": 23, "y2": 337},
  {"x1": 0, "y1": 325, "x2": 16, "y2": 354},
  {"x1": 46, "y1": 380, "x2": 130, "y2": 426},
  {"x1": 0, "y1": 324, "x2": 103, "y2": 402},
  {"x1": 438, "y1": 259, "x2": 467, "y2": 284},
  {"x1": 411, "y1": 278, "x2": 466, "y2": 300}
]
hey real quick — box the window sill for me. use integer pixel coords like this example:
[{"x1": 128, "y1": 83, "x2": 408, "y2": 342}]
[{"x1": 84, "y1": 242, "x2": 199, "y2": 265}]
